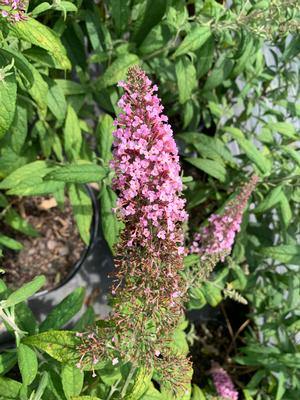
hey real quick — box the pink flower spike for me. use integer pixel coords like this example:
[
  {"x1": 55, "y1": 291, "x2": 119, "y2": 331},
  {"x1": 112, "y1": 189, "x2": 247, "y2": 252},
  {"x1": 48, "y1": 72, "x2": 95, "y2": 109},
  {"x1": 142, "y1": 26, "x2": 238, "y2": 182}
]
[
  {"x1": 112, "y1": 357, "x2": 119, "y2": 365},
  {"x1": 211, "y1": 362, "x2": 238, "y2": 400},
  {"x1": 155, "y1": 350, "x2": 161, "y2": 357}
]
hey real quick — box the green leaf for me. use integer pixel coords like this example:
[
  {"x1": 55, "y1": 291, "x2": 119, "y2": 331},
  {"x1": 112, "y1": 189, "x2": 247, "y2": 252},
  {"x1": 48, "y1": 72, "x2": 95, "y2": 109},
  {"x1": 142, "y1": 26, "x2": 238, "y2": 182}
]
[
  {"x1": 231, "y1": 36, "x2": 255, "y2": 77},
  {"x1": 0, "y1": 160, "x2": 51, "y2": 190},
  {"x1": 0, "y1": 54, "x2": 17, "y2": 140},
  {"x1": 96, "y1": 114, "x2": 114, "y2": 163},
  {"x1": 243, "y1": 389, "x2": 255, "y2": 400},
  {"x1": 175, "y1": 57, "x2": 197, "y2": 104},
  {"x1": 267, "y1": 122, "x2": 297, "y2": 139},
  {"x1": 17, "y1": 344, "x2": 38, "y2": 386},
  {"x1": 279, "y1": 192, "x2": 292, "y2": 228},
  {"x1": 10, "y1": 18, "x2": 71, "y2": 70},
  {"x1": 124, "y1": 367, "x2": 153, "y2": 400},
  {"x1": 185, "y1": 158, "x2": 227, "y2": 182},
  {"x1": 173, "y1": 24, "x2": 211, "y2": 58},
  {"x1": 26, "y1": 62, "x2": 48, "y2": 114},
  {"x1": 10, "y1": 103, "x2": 27, "y2": 154},
  {"x1": 188, "y1": 287, "x2": 207, "y2": 310},
  {"x1": 280, "y1": 145, "x2": 300, "y2": 166},
  {"x1": 23, "y1": 331, "x2": 79, "y2": 363},
  {"x1": 259, "y1": 245, "x2": 300, "y2": 264},
  {"x1": 191, "y1": 385, "x2": 206, "y2": 400},
  {"x1": 55, "y1": 79, "x2": 85, "y2": 95},
  {"x1": 0, "y1": 48, "x2": 34, "y2": 87},
  {"x1": 73, "y1": 306, "x2": 95, "y2": 331},
  {"x1": 97, "y1": 53, "x2": 140, "y2": 90},
  {"x1": 132, "y1": 0, "x2": 167, "y2": 46},
  {"x1": 69, "y1": 184, "x2": 92, "y2": 245},
  {"x1": 45, "y1": 163, "x2": 107, "y2": 184},
  {"x1": 4, "y1": 208, "x2": 39, "y2": 237},
  {"x1": 275, "y1": 372, "x2": 285, "y2": 400},
  {"x1": 195, "y1": 36, "x2": 214, "y2": 79},
  {"x1": 62, "y1": 365, "x2": 84, "y2": 399},
  {"x1": 203, "y1": 55, "x2": 233, "y2": 91},
  {"x1": 100, "y1": 185, "x2": 120, "y2": 251},
  {"x1": 31, "y1": 2, "x2": 52, "y2": 16},
  {"x1": 2, "y1": 276, "x2": 46, "y2": 308},
  {"x1": 224, "y1": 127, "x2": 272, "y2": 175},
  {"x1": 202, "y1": 282, "x2": 222, "y2": 307},
  {"x1": 47, "y1": 80, "x2": 67, "y2": 122},
  {"x1": 140, "y1": 383, "x2": 164, "y2": 399},
  {"x1": 71, "y1": 397, "x2": 101, "y2": 400},
  {"x1": 64, "y1": 105, "x2": 82, "y2": 160},
  {"x1": 110, "y1": 0, "x2": 130, "y2": 36},
  {"x1": 7, "y1": 180, "x2": 65, "y2": 196},
  {"x1": 0, "y1": 234, "x2": 23, "y2": 251},
  {"x1": 254, "y1": 186, "x2": 283, "y2": 213},
  {"x1": 0, "y1": 351, "x2": 17, "y2": 376},
  {"x1": 33, "y1": 371, "x2": 49, "y2": 400},
  {"x1": 40, "y1": 288, "x2": 85, "y2": 332},
  {"x1": 0, "y1": 377, "x2": 21, "y2": 399},
  {"x1": 184, "y1": 254, "x2": 199, "y2": 268}
]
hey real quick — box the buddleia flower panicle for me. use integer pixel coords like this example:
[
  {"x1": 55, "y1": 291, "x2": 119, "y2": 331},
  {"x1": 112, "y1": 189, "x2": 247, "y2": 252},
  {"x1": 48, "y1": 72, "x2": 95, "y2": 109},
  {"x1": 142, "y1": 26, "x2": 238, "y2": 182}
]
[
  {"x1": 0, "y1": 0, "x2": 27, "y2": 21},
  {"x1": 190, "y1": 175, "x2": 258, "y2": 265},
  {"x1": 211, "y1": 361, "x2": 239, "y2": 400},
  {"x1": 76, "y1": 66, "x2": 191, "y2": 393}
]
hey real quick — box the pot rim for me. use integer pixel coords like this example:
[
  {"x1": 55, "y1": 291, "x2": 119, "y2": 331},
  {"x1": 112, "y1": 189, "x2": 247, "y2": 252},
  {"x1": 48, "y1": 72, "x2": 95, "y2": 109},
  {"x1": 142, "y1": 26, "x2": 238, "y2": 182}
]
[{"x1": 33, "y1": 184, "x2": 99, "y2": 298}]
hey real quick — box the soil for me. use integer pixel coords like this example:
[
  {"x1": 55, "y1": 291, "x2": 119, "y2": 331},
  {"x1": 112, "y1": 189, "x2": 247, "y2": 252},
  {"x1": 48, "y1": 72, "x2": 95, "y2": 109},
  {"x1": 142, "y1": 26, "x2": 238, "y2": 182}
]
[
  {"x1": 1, "y1": 196, "x2": 85, "y2": 292},
  {"x1": 189, "y1": 300, "x2": 255, "y2": 393}
]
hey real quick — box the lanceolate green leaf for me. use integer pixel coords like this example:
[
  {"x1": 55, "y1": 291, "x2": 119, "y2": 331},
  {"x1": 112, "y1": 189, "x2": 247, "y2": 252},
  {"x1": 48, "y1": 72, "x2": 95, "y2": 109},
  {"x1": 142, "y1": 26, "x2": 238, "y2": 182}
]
[
  {"x1": 0, "y1": 53, "x2": 17, "y2": 140},
  {"x1": 175, "y1": 57, "x2": 197, "y2": 104},
  {"x1": 0, "y1": 160, "x2": 51, "y2": 190},
  {"x1": 0, "y1": 48, "x2": 34, "y2": 87},
  {"x1": 0, "y1": 235, "x2": 23, "y2": 251},
  {"x1": 224, "y1": 127, "x2": 272, "y2": 174},
  {"x1": 3, "y1": 276, "x2": 45, "y2": 308},
  {"x1": 62, "y1": 365, "x2": 84, "y2": 399},
  {"x1": 96, "y1": 114, "x2": 114, "y2": 163},
  {"x1": 0, "y1": 352, "x2": 17, "y2": 376},
  {"x1": 259, "y1": 245, "x2": 300, "y2": 264},
  {"x1": 254, "y1": 186, "x2": 283, "y2": 213},
  {"x1": 64, "y1": 105, "x2": 82, "y2": 160},
  {"x1": 9, "y1": 18, "x2": 71, "y2": 70},
  {"x1": 97, "y1": 53, "x2": 140, "y2": 89},
  {"x1": 39, "y1": 288, "x2": 85, "y2": 332},
  {"x1": 17, "y1": 344, "x2": 38, "y2": 386},
  {"x1": 173, "y1": 24, "x2": 211, "y2": 58},
  {"x1": 45, "y1": 163, "x2": 108, "y2": 184},
  {"x1": 132, "y1": 0, "x2": 167, "y2": 46},
  {"x1": 100, "y1": 185, "x2": 120, "y2": 252},
  {"x1": 23, "y1": 331, "x2": 79, "y2": 363},
  {"x1": 69, "y1": 184, "x2": 92, "y2": 245},
  {"x1": 0, "y1": 377, "x2": 22, "y2": 399},
  {"x1": 185, "y1": 158, "x2": 227, "y2": 182}
]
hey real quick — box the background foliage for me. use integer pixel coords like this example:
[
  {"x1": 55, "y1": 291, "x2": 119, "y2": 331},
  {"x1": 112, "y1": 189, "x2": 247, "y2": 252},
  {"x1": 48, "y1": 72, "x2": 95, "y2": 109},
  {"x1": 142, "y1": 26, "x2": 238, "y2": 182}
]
[{"x1": 0, "y1": 0, "x2": 300, "y2": 399}]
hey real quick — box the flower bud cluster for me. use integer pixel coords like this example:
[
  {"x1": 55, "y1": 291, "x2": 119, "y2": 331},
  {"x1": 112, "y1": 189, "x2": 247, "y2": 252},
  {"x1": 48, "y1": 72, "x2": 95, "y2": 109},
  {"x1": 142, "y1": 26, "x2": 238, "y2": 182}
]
[
  {"x1": 0, "y1": 0, "x2": 27, "y2": 21},
  {"x1": 190, "y1": 175, "x2": 258, "y2": 262}
]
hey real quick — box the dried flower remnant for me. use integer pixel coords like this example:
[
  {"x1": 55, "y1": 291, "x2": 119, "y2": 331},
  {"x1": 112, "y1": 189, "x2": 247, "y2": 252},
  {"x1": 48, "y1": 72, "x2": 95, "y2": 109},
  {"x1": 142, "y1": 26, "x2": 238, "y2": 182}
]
[
  {"x1": 77, "y1": 67, "x2": 191, "y2": 393},
  {"x1": 0, "y1": 0, "x2": 27, "y2": 21},
  {"x1": 190, "y1": 175, "x2": 258, "y2": 264},
  {"x1": 211, "y1": 361, "x2": 239, "y2": 400}
]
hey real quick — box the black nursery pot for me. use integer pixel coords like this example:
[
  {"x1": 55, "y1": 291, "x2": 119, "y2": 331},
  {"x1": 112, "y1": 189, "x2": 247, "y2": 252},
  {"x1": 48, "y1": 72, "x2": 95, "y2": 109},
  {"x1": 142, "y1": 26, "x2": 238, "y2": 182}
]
[
  {"x1": 0, "y1": 185, "x2": 115, "y2": 346},
  {"x1": 27, "y1": 185, "x2": 103, "y2": 317},
  {"x1": 32, "y1": 185, "x2": 99, "y2": 299}
]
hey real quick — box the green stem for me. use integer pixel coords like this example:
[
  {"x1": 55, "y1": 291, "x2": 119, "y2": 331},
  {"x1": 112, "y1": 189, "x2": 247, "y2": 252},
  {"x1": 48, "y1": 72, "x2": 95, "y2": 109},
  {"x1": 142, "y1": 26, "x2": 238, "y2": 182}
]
[{"x1": 121, "y1": 364, "x2": 136, "y2": 398}]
